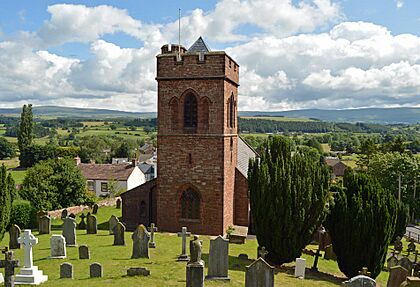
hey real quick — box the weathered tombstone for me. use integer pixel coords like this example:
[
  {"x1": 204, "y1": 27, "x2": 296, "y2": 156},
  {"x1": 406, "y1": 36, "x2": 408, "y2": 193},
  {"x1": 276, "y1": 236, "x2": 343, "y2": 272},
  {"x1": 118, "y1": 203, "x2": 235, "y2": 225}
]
[
  {"x1": 8, "y1": 225, "x2": 21, "y2": 250},
  {"x1": 108, "y1": 215, "x2": 119, "y2": 235},
  {"x1": 113, "y1": 222, "x2": 126, "y2": 246},
  {"x1": 60, "y1": 263, "x2": 73, "y2": 279},
  {"x1": 295, "y1": 258, "x2": 306, "y2": 279},
  {"x1": 127, "y1": 267, "x2": 150, "y2": 276},
  {"x1": 403, "y1": 277, "x2": 420, "y2": 287},
  {"x1": 14, "y1": 230, "x2": 48, "y2": 285},
  {"x1": 78, "y1": 213, "x2": 86, "y2": 230},
  {"x1": 343, "y1": 275, "x2": 376, "y2": 287},
  {"x1": 148, "y1": 223, "x2": 158, "y2": 248},
  {"x1": 387, "y1": 265, "x2": 408, "y2": 287},
  {"x1": 90, "y1": 263, "x2": 102, "y2": 278},
  {"x1": 86, "y1": 214, "x2": 98, "y2": 234},
  {"x1": 79, "y1": 245, "x2": 90, "y2": 259},
  {"x1": 177, "y1": 226, "x2": 191, "y2": 261},
  {"x1": 413, "y1": 263, "x2": 420, "y2": 277},
  {"x1": 187, "y1": 235, "x2": 205, "y2": 287},
  {"x1": 116, "y1": 198, "x2": 121, "y2": 209},
  {"x1": 38, "y1": 215, "x2": 51, "y2": 235},
  {"x1": 61, "y1": 209, "x2": 68, "y2": 219},
  {"x1": 37, "y1": 211, "x2": 48, "y2": 224},
  {"x1": 408, "y1": 239, "x2": 417, "y2": 254},
  {"x1": 245, "y1": 258, "x2": 275, "y2": 287},
  {"x1": 0, "y1": 249, "x2": 20, "y2": 287},
  {"x1": 62, "y1": 217, "x2": 77, "y2": 246},
  {"x1": 359, "y1": 267, "x2": 371, "y2": 277},
  {"x1": 131, "y1": 224, "x2": 150, "y2": 259},
  {"x1": 92, "y1": 204, "x2": 99, "y2": 214},
  {"x1": 229, "y1": 226, "x2": 248, "y2": 244},
  {"x1": 387, "y1": 254, "x2": 399, "y2": 271},
  {"x1": 50, "y1": 234, "x2": 66, "y2": 259},
  {"x1": 394, "y1": 236, "x2": 403, "y2": 253},
  {"x1": 399, "y1": 257, "x2": 413, "y2": 275},
  {"x1": 206, "y1": 235, "x2": 229, "y2": 281},
  {"x1": 257, "y1": 246, "x2": 268, "y2": 260},
  {"x1": 324, "y1": 244, "x2": 337, "y2": 261}
]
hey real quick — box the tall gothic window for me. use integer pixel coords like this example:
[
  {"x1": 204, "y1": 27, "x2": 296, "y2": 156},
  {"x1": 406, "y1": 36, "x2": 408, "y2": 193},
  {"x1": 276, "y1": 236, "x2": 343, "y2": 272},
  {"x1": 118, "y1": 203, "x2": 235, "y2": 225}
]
[
  {"x1": 184, "y1": 94, "x2": 197, "y2": 129},
  {"x1": 181, "y1": 188, "x2": 200, "y2": 220}
]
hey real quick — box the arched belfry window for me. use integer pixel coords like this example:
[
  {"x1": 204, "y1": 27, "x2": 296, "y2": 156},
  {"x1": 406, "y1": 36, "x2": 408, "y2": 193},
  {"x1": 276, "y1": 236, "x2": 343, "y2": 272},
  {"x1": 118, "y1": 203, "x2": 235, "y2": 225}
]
[
  {"x1": 184, "y1": 94, "x2": 198, "y2": 129},
  {"x1": 228, "y1": 94, "x2": 235, "y2": 128},
  {"x1": 181, "y1": 188, "x2": 200, "y2": 220}
]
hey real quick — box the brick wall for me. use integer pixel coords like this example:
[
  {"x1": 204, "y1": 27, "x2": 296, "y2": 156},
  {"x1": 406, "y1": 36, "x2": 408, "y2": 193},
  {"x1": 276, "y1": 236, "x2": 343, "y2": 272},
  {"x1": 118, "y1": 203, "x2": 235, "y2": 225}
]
[{"x1": 234, "y1": 170, "x2": 250, "y2": 226}]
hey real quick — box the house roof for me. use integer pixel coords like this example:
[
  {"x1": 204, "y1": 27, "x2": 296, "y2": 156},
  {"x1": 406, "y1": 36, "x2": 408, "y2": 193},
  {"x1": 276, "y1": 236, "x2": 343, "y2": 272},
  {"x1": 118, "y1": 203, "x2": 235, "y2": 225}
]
[
  {"x1": 236, "y1": 136, "x2": 259, "y2": 178},
  {"x1": 325, "y1": 157, "x2": 340, "y2": 167},
  {"x1": 187, "y1": 37, "x2": 210, "y2": 53},
  {"x1": 139, "y1": 143, "x2": 153, "y2": 152},
  {"x1": 138, "y1": 162, "x2": 154, "y2": 174},
  {"x1": 78, "y1": 163, "x2": 135, "y2": 181}
]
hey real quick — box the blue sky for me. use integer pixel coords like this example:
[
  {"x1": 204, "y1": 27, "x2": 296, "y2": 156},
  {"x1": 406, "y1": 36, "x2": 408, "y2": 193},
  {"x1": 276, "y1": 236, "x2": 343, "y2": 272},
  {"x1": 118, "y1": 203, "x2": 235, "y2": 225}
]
[{"x1": 0, "y1": 0, "x2": 419, "y2": 111}]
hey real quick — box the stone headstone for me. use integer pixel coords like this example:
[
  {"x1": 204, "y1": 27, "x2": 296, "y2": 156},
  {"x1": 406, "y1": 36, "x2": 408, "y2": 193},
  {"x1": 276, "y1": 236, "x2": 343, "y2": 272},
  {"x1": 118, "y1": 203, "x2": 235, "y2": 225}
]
[
  {"x1": 37, "y1": 210, "x2": 48, "y2": 223},
  {"x1": 187, "y1": 235, "x2": 204, "y2": 287},
  {"x1": 245, "y1": 258, "x2": 275, "y2": 287},
  {"x1": 387, "y1": 255, "x2": 399, "y2": 271},
  {"x1": 0, "y1": 250, "x2": 20, "y2": 287},
  {"x1": 61, "y1": 209, "x2": 68, "y2": 219},
  {"x1": 148, "y1": 223, "x2": 158, "y2": 248},
  {"x1": 9, "y1": 225, "x2": 21, "y2": 250},
  {"x1": 127, "y1": 267, "x2": 150, "y2": 276},
  {"x1": 86, "y1": 214, "x2": 98, "y2": 234},
  {"x1": 62, "y1": 217, "x2": 77, "y2": 246},
  {"x1": 324, "y1": 244, "x2": 337, "y2": 261},
  {"x1": 38, "y1": 215, "x2": 51, "y2": 235},
  {"x1": 90, "y1": 263, "x2": 102, "y2": 278},
  {"x1": 79, "y1": 245, "x2": 90, "y2": 259},
  {"x1": 131, "y1": 225, "x2": 150, "y2": 259},
  {"x1": 206, "y1": 235, "x2": 229, "y2": 281},
  {"x1": 408, "y1": 239, "x2": 416, "y2": 253},
  {"x1": 404, "y1": 277, "x2": 420, "y2": 287},
  {"x1": 15, "y1": 230, "x2": 48, "y2": 285},
  {"x1": 50, "y1": 234, "x2": 66, "y2": 259},
  {"x1": 92, "y1": 204, "x2": 99, "y2": 214},
  {"x1": 229, "y1": 226, "x2": 248, "y2": 244},
  {"x1": 399, "y1": 257, "x2": 413, "y2": 275},
  {"x1": 69, "y1": 213, "x2": 76, "y2": 219},
  {"x1": 60, "y1": 263, "x2": 73, "y2": 279},
  {"x1": 257, "y1": 246, "x2": 268, "y2": 260},
  {"x1": 294, "y1": 258, "x2": 306, "y2": 279},
  {"x1": 78, "y1": 213, "x2": 86, "y2": 230},
  {"x1": 109, "y1": 215, "x2": 119, "y2": 235},
  {"x1": 394, "y1": 236, "x2": 403, "y2": 253},
  {"x1": 413, "y1": 263, "x2": 420, "y2": 277},
  {"x1": 177, "y1": 226, "x2": 191, "y2": 261},
  {"x1": 343, "y1": 275, "x2": 376, "y2": 287},
  {"x1": 116, "y1": 198, "x2": 121, "y2": 209},
  {"x1": 387, "y1": 265, "x2": 408, "y2": 287},
  {"x1": 113, "y1": 222, "x2": 126, "y2": 246}
]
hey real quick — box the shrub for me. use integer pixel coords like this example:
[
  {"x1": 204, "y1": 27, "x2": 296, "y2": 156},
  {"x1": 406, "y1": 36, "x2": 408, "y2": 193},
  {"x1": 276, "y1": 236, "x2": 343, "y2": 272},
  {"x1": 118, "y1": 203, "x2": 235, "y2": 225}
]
[{"x1": 9, "y1": 200, "x2": 37, "y2": 229}]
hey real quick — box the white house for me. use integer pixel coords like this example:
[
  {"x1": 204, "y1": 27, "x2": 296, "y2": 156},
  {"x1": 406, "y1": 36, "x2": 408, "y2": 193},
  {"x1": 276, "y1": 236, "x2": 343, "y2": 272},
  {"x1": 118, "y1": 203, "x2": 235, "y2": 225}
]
[{"x1": 78, "y1": 162, "x2": 145, "y2": 197}]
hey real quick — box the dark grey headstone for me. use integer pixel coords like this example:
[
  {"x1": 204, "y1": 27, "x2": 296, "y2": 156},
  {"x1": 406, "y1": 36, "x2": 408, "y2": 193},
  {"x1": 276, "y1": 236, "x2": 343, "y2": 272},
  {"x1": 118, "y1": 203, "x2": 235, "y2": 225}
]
[
  {"x1": 9, "y1": 224, "x2": 21, "y2": 250},
  {"x1": 86, "y1": 214, "x2": 97, "y2": 234},
  {"x1": 90, "y1": 263, "x2": 102, "y2": 278},
  {"x1": 387, "y1": 266, "x2": 408, "y2": 287},
  {"x1": 116, "y1": 199, "x2": 121, "y2": 209},
  {"x1": 187, "y1": 264, "x2": 204, "y2": 287},
  {"x1": 61, "y1": 209, "x2": 68, "y2": 219},
  {"x1": 127, "y1": 267, "x2": 150, "y2": 276},
  {"x1": 108, "y1": 215, "x2": 119, "y2": 235},
  {"x1": 113, "y1": 222, "x2": 126, "y2": 246},
  {"x1": 399, "y1": 257, "x2": 413, "y2": 275},
  {"x1": 206, "y1": 235, "x2": 229, "y2": 281},
  {"x1": 38, "y1": 215, "x2": 51, "y2": 235},
  {"x1": 60, "y1": 263, "x2": 73, "y2": 279},
  {"x1": 245, "y1": 258, "x2": 274, "y2": 287},
  {"x1": 62, "y1": 217, "x2": 77, "y2": 246},
  {"x1": 79, "y1": 245, "x2": 90, "y2": 259},
  {"x1": 131, "y1": 225, "x2": 150, "y2": 259},
  {"x1": 92, "y1": 204, "x2": 99, "y2": 214}
]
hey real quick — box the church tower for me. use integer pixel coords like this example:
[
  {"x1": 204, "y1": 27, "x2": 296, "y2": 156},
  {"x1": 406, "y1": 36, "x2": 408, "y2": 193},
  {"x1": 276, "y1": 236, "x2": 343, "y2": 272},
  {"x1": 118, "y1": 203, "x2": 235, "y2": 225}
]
[{"x1": 156, "y1": 37, "x2": 239, "y2": 235}]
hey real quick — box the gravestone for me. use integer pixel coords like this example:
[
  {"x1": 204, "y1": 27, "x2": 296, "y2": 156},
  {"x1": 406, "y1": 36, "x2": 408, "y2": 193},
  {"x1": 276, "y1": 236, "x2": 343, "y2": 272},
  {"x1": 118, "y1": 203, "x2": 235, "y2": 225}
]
[
  {"x1": 38, "y1": 215, "x2": 51, "y2": 235},
  {"x1": 257, "y1": 246, "x2": 268, "y2": 260},
  {"x1": 245, "y1": 258, "x2": 275, "y2": 287},
  {"x1": 113, "y1": 222, "x2": 126, "y2": 246},
  {"x1": 92, "y1": 204, "x2": 99, "y2": 214},
  {"x1": 404, "y1": 277, "x2": 420, "y2": 287},
  {"x1": 90, "y1": 263, "x2": 102, "y2": 278},
  {"x1": 62, "y1": 217, "x2": 77, "y2": 246},
  {"x1": 177, "y1": 226, "x2": 191, "y2": 261},
  {"x1": 14, "y1": 230, "x2": 48, "y2": 285},
  {"x1": 408, "y1": 239, "x2": 416, "y2": 254},
  {"x1": 131, "y1": 224, "x2": 150, "y2": 259},
  {"x1": 413, "y1": 263, "x2": 420, "y2": 277},
  {"x1": 78, "y1": 213, "x2": 86, "y2": 230},
  {"x1": 9, "y1": 225, "x2": 21, "y2": 250},
  {"x1": 295, "y1": 258, "x2": 306, "y2": 279},
  {"x1": 399, "y1": 257, "x2": 413, "y2": 275},
  {"x1": 186, "y1": 235, "x2": 205, "y2": 287},
  {"x1": 324, "y1": 244, "x2": 337, "y2": 261},
  {"x1": 0, "y1": 249, "x2": 20, "y2": 287},
  {"x1": 127, "y1": 267, "x2": 150, "y2": 276},
  {"x1": 343, "y1": 275, "x2": 376, "y2": 287},
  {"x1": 79, "y1": 245, "x2": 90, "y2": 259},
  {"x1": 394, "y1": 236, "x2": 403, "y2": 253},
  {"x1": 86, "y1": 214, "x2": 98, "y2": 234},
  {"x1": 108, "y1": 215, "x2": 119, "y2": 235},
  {"x1": 50, "y1": 234, "x2": 66, "y2": 259},
  {"x1": 206, "y1": 235, "x2": 229, "y2": 281},
  {"x1": 387, "y1": 254, "x2": 399, "y2": 271},
  {"x1": 37, "y1": 211, "x2": 48, "y2": 224},
  {"x1": 61, "y1": 209, "x2": 68, "y2": 219},
  {"x1": 387, "y1": 265, "x2": 408, "y2": 287},
  {"x1": 116, "y1": 198, "x2": 121, "y2": 209},
  {"x1": 148, "y1": 223, "x2": 158, "y2": 248},
  {"x1": 60, "y1": 263, "x2": 73, "y2": 279},
  {"x1": 229, "y1": 226, "x2": 248, "y2": 244},
  {"x1": 69, "y1": 213, "x2": 76, "y2": 219}
]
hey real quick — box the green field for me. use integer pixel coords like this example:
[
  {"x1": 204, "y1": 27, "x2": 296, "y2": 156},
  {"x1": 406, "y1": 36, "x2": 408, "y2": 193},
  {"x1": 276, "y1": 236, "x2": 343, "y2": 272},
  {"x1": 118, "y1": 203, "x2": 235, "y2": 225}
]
[{"x1": 241, "y1": 116, "x2": 315, "y2": 122}]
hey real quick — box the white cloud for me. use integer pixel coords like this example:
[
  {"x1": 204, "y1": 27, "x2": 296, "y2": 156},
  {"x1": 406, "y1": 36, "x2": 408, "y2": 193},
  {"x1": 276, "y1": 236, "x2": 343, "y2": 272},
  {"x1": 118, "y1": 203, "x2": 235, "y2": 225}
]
[{"x1": 396, "y1": 0, "x2": 404, "y2": 9}]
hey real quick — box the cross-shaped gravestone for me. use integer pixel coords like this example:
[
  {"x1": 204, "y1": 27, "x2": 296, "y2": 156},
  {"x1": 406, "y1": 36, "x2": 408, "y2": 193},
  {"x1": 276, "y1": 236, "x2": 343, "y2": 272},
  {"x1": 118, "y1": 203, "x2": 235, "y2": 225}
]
[
  {"x1": 0, "y1": 248, "x2": 20, "y2": 287},
  {"x1": 18, "y1": 230, "x2": 37, "y2": 269},
  {"x1": 148, "y1": 223, "x2": 158, "y2": 248},
  {"x1": 78, "y1": 213, "x2": 86, "y2": 230},
  {"x1": 358, "y1": 267, "x2": 371, "y2": 277},
  {"x1": 177, "y1": 227, "x2": 191, "y2": 261},
  {"x1": 259, "y1": 247, "x2": 268, "y2": 260},
  {"x1": 311, "y1": 248, "x2": 321, "y2": 272}
]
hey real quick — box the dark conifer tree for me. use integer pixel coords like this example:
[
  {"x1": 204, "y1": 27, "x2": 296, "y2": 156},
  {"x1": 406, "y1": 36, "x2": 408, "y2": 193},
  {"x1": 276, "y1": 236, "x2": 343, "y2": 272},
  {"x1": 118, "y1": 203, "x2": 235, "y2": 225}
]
[
  {"x1": 18, "y1": 104, "x2": 33, "y2": 165},
  {"x1": 0, "y1": 164, "x2": 14, "y2": 241}
]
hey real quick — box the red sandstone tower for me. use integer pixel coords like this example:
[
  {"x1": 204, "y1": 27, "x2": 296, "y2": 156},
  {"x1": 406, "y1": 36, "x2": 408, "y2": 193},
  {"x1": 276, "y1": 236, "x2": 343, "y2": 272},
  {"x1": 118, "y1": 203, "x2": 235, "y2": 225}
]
[{"x1": 156, "y1": 37, "x2": 239, "y2": 235}]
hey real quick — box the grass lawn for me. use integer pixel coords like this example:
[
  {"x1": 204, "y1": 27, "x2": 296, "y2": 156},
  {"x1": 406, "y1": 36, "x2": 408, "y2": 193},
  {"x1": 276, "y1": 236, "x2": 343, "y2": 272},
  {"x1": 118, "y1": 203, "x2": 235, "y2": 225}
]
[
  {"x1": 0, "y1": 205, "x2": 402, "y2": 286},
  {"x1": 0, "y1": 157, "x2": 26, "y2": 184}
]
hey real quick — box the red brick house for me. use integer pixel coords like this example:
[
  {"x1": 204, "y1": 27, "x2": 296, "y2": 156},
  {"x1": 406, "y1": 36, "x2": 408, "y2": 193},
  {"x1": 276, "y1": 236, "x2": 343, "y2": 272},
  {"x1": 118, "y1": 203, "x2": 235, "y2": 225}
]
[{"x1": 121, "y1": 38, "x2": 258, "y2": 235}]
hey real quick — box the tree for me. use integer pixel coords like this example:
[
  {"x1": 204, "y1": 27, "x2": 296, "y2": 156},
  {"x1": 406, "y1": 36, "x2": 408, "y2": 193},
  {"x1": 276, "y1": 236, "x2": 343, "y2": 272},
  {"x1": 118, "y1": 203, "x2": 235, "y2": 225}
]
[
  {"x1": 0, "y1": 137, "x2": 16, "y2": 159},
  {"x1": 248, "y1": 136, "x2": 331, "y2": 265},
  {"x1": 113, "y1": 142, "x2": 131, "y2": 158},
  {"x1": 17, "y1": 104, "x2": 33, "y2": 157},
  {"x1": 325, "y1": 171, "x2": 397, "y2": 279},
  {"x1": 356, "y1": 138, "x2": 377, "y2": 169},
  {"x1": 0, "y1": 164, "x2": 14, "y2": 241},
  {"x1": 20, "y1": 158, "x2": 87, "y2": 210}
]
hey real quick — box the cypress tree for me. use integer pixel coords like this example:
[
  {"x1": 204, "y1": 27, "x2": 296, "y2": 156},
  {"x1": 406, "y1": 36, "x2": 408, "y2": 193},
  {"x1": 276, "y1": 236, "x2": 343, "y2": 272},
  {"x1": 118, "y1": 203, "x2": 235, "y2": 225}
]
[
  {"x1": 18, "y1": 104, "x2": 33, "y2": 165},
  {"x1": 0, "y1": 164, "x2": 14, "y2": 241},
  {"x1": 326, "y1": 170, "x2": 397, "y2": 279},
  {"x1": 248, "y1": 136, "x2": 331, "y2": 265}
]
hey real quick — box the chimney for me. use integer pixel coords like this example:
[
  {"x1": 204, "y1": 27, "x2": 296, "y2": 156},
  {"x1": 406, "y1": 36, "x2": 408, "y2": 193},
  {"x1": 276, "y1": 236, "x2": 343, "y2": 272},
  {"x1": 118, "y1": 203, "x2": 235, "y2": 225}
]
[
  {"x1": 74, "y1": 156, "x2": 81, "y2": 166},
  {"x1": 132, "y1": 159, "x2": 138, "y2": 167}
]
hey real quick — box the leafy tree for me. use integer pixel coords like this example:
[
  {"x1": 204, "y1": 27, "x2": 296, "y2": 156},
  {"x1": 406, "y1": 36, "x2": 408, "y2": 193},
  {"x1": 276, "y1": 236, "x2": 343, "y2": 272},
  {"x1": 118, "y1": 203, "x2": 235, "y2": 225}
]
[
  {"x1": 0, "y1": 137, "x2": 16, "y2": 159},
  {"x1": 78, "y1": 135, "x2": 112, "y2": 163},
  {"x1": 20, "y1": 158, "x2": 87, "y2": 210},
  {"x1": 0, "y1": 164, "x2": 14, "y2": 241},
  {"x1": 17, "y1": 104, "x2": 33, "y2": 156},
  {"x1": 248, "y1": 136, "x2": 331, "y2": 265},
  {"x1": 113, "y1": 142, "x2": 131, "y2": 158},
  {"x1": 20, "y1": 144, "x2": 57, "y2": 168},
  {"x1": 382, "y1": 136, "x2": 406, "y2": 154},
  {"x1": 326, "y1": 171, "x2": 397, "y2": 279},
  {"x1": 356, "y1": 138, "x2": 377, "y2": 169}
]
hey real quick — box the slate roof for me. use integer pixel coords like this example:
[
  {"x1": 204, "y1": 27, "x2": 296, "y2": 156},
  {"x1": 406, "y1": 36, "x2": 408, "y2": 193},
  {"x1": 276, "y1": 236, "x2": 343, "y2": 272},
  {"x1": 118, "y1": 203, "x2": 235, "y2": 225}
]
[
  {"x1": 78, "y1": 163, "x2": 135, "y2": 181},
  {"x1": 187, "y1": 37, "x2": 210, "y2": 53},
  {"x1": 138, "y1": 162, "x2": 154, "y2": 174},
  {"x1": 236, "y1": 136, "x2": 258, "y2": 178}
]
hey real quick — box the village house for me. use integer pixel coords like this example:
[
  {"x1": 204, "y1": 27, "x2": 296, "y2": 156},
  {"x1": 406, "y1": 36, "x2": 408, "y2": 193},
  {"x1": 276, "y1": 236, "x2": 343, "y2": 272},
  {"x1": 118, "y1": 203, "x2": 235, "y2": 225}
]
[{"x1": 325, "y1": 157, "x2": 348, "y2": 179}]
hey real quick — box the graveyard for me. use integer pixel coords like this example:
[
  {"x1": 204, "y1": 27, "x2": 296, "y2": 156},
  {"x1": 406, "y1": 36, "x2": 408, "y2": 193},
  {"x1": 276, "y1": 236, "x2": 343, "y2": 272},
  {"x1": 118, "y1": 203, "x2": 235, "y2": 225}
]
[{"x1": 0, "y1": 204, "x2": 417, "y2": 286}]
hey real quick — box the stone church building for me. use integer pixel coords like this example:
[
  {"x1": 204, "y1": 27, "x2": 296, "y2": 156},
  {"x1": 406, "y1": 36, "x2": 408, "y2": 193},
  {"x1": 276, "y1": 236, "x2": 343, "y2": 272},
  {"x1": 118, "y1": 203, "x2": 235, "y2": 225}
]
[{"x1": 121, "y1": 37, "x2": 257, "y2": 236}]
